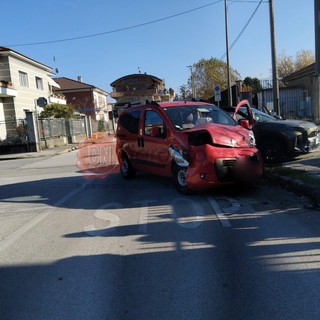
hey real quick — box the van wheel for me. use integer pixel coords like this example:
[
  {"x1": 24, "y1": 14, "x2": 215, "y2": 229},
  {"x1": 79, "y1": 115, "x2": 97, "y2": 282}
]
[
  {"x1": 259, "y1": 139, "x2": 285, "y2": 164},
  {"x1": 173, "y1": 164, "x2": 191, "y2": 194},
  {"x1": 120, "y1": 155, "x2": 136, "y2": 179}
]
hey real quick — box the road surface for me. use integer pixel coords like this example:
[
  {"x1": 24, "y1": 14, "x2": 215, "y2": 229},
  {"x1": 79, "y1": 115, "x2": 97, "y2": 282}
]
[{"x1": 1, "y1": 150, "x2": 320, "y2": 319}]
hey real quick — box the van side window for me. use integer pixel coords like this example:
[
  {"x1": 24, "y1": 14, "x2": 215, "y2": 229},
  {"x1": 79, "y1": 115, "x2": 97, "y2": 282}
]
[
  {"x1": 118, "y1": 110, "x2": 140, "y2": 133},
  {"x1": 144, "y1": 110, "x2": 166, "y2": 139}
]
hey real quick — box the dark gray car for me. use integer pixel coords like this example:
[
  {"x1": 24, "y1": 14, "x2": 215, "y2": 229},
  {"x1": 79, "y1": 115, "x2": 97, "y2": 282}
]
[{"x1": 234, "y1": 106, "x2": 320, "y2": 163}]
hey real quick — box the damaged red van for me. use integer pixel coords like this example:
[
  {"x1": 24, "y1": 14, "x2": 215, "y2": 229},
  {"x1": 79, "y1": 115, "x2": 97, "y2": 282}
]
[{"x1": 116, "y1": 100, "x2": 263, "y2": 193}]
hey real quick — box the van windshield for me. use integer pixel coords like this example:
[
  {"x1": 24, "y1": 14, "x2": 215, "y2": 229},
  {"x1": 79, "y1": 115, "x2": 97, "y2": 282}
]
[{"x1": 163, "y1": 105, "x2": 237, "y2": 130}]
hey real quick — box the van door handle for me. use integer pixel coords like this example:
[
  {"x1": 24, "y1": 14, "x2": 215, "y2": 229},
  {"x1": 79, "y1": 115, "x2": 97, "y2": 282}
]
[{"x1": 137, "y1": 137, "x2": 144, "y2": 147}]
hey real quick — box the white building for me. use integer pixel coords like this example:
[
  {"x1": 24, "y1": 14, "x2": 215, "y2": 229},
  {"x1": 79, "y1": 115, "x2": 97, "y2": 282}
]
[{"x1": 0, "y1": 46, "x2": 63, "y2": 141}]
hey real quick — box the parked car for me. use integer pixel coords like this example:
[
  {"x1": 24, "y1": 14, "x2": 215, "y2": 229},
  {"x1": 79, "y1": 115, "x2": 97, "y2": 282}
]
[
  {"x1": 116, "y1": 100, "x2": 263, "y2": 193},
  {"x1": 227, "y1": 100, "x2": 320, "y2": 163}
]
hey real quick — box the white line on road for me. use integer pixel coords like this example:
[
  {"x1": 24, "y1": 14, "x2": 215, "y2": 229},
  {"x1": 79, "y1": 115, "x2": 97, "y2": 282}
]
[{"x1": 207, "y1": 196, "x2": 232, "y2": 228}]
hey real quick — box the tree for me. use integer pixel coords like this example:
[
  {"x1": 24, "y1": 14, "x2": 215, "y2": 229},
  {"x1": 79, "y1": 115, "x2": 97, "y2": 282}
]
[
  {"x1": 242, "y1": 77, "x2": 262, "y2": 92},
  {"x1": 277, "y1": 49, "x2": 315, "y2": 78},
  {"x1": 178, "y1": 84, "x2": 192, "y2": 100},
  {"x1": 276, "y1": 50, "x2": 295, "y2": 78},
  {"x1": 295, "y1": 49, "x2": 315, "y2": 71},
  {"x1": 39, "y1": 103, "x2": 75, "y2": 119},
  {"x1": 181, "y1": 58, "x2": 240, "y2": 100}
]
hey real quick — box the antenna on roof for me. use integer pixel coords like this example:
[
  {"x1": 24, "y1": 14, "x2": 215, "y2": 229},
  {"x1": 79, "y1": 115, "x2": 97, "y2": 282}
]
[{"x1": 53, "y1": 56, "x2": 59, "y2": 74}]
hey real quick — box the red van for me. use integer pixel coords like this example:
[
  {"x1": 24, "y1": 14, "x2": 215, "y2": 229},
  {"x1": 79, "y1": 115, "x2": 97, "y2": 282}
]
[{"x1": 116, "y1": 100, "x2": 263, "y2": 193}]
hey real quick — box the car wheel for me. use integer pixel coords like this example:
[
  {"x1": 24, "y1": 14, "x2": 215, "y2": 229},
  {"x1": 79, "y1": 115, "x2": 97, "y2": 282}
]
[
  {"x1": 173, "y1": 164, "x2": 191, "y2": 194},
  {"x1": 120, "y1": 154, "x2": 136, "y2": 179},
  {"x1": 259, "y1": 139, "x2": 285, "y2": 164}
]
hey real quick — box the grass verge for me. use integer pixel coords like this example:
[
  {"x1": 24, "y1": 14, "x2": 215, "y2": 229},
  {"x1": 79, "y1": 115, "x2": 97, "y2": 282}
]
[{"x1": 265, "y1": 165, "x2": 320, "y2": 188}]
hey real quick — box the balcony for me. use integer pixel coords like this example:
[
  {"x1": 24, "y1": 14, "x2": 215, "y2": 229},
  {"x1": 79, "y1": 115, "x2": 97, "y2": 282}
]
[
  {"x1": 0, "y1": 81, "x2": 17, "y2": 97},
  {"x1": 110, "y1": 88, "x2": 157, "y2": 99},
  {"x1": 49, "y1": 93, "x2": 66, "y2": 105}
]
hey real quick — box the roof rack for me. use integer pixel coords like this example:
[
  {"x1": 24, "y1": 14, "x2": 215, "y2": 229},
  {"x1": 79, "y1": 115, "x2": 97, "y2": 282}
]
[{"x1": 145, "y1": 99, "x2": 160, "y2": 106}]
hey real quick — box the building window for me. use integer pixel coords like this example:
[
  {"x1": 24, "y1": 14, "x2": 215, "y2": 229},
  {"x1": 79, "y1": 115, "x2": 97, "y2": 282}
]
[
  {"x1": 19, "y1": 71, "x2": 29, "y2": 87},
  {"x1": 35, "y1": 77, "x2": 43, "y2": 90}
]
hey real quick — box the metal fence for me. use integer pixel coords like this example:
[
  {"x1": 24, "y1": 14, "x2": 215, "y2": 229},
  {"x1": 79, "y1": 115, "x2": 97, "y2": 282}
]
[
  {"x1": 258, "y1": 79, "x2": 315, "y2": 120},
  {"x1": 0, "y1": 118, "x2": 87, "y2": 147},
  {"x1": 39, "y1": 118, "x2": 86, "y2": 139}
]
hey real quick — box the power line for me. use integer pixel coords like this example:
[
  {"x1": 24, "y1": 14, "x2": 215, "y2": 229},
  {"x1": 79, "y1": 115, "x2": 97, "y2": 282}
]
[
  {"x1": 6, "y1": 1, "x2": 223, "y2": 47},
  {"x1": 220, "y1": 0, "x2": 265, "y2": 60}
]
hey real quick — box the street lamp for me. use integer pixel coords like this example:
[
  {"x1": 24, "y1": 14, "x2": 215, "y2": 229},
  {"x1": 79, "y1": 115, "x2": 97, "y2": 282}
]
[{"x1": 187, "y1": 65, "x2": 195, "y2": 98}]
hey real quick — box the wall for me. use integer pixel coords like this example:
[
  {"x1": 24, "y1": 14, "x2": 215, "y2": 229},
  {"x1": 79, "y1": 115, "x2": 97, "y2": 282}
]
[
  {"x1": 65, "y1": 91, "x2": 95, "y2": 118},
  {"x1": 7, "y1": 55, "x2": 52, "y2": 119},
  {"x1": 0, "y1": 99, "x2": 5, "y2": 140}
]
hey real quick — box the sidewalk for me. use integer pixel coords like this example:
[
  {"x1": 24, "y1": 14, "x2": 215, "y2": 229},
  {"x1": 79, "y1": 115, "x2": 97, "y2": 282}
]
[{"x1": 0, "y1": 133, "x2": 116, "y2": 161}]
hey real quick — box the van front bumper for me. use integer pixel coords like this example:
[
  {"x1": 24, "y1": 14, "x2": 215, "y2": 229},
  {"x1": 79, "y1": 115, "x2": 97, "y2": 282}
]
[{"x1": 185, "y1": 146, "x2": 263, "y2": 190}]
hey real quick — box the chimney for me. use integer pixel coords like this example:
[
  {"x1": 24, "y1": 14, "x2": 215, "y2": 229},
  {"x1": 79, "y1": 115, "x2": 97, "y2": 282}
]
[{"x1": 77, "y1": 76, "x2": 83, "y2": 82}]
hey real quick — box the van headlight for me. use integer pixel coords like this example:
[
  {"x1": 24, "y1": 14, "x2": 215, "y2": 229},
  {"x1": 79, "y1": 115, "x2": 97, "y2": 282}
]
[{"x1": 169, "y1": 146, "x2": 189, "y2": 167}]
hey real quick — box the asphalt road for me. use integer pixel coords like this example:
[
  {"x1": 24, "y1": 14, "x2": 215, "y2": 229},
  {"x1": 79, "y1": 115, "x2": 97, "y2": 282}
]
[{"x1": 1, "y1": 151, "x2": 320, "y2": 319}]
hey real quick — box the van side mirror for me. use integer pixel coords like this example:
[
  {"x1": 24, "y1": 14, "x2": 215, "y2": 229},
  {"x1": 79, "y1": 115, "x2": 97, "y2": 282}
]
[
  {"x1": 150, "y1": 127, "x2": 161, "y2": 137},
  {"x1": 239, "y1": 119, "x2": 250, "y2": 130}
]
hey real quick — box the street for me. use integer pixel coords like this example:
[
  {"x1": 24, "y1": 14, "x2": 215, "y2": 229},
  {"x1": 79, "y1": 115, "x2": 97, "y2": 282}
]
[{"x1": 1, "y1": 150, "x2": 320, "y2": 320}]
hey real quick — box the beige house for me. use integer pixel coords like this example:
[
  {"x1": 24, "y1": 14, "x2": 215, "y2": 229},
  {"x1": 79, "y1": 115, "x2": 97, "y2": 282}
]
[{"x1": 0, "y1": 46, "x2": 63, "y2": 141}]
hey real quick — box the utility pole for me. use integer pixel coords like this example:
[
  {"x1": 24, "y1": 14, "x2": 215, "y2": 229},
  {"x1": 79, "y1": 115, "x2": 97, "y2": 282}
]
[
  {"x1": 269, "y1": 0, "x2": 280, "y2": 115},
  {"x1": 224, "y1": 0, "x2": 233, "y2": 106},
  {"x1": 314, "y1": 0, "x2": 320, "y2": 121},
  {"x1": 315, "y1": 0, "x2": 320, "y2": 74}
]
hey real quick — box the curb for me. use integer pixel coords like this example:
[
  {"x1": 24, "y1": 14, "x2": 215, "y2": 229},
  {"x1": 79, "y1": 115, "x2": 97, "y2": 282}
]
[
  {"x1": 268, "y1": 173, "x2": 320, "y2": 207},
  {"x1": 0, "y1": 145, "x2": 79, "y2": 160}
]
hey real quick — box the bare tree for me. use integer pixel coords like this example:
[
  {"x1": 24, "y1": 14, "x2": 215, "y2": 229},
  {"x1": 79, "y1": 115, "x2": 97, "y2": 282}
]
[
  {"x1": 295, "y1": 49, "x2": 315, "y2": 71},
  {"x1": 277, "y1": 49, "x2": 315, "y2": 78}
]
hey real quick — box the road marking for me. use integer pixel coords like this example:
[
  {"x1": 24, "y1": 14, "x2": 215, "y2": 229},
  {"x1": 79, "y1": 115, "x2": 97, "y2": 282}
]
[
  {"x1": 0, "y1": 180, "x2": 92, "y2": 253},
  {"x1": 218, "y1": 196, "x2": 241, "y2": 215},
  {"x1": 84, "y1": 202, "x2": 122, "y2": 236},
  {"x1": 134, "y1": 200, "x2": 157, "y2": 233},
  {"x1": 207, "y1": 196, "x2": 232, "y2": 228},
  {"x1": 171, "y1": 197, "x2": 204, "y2": 229}
]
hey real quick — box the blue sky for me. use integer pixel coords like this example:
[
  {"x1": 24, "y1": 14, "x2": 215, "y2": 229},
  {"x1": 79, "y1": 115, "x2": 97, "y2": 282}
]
[{"x1": 2, "y1": 0, "x2": 315, "y2": 100}]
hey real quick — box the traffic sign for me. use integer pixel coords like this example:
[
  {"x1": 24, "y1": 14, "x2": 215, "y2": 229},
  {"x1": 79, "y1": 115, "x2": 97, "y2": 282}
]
[
  {"x1": 37, "y1": 97, "x2": 47, "y2": 107},
  {"x1": 214, "y1": 85, "x2": 221, "y2": 102}
]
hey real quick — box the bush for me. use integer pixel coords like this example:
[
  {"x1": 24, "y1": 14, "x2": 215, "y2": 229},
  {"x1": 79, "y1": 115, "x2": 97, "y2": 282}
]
[
  {"x1": 39, "y1": 103, "x2": 74, "y2": 119},
  {"x1": 97, "y1": 120, "x2": 106, "y2": 132}
]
